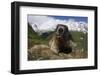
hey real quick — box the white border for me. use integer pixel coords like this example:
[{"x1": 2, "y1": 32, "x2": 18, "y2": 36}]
[{"x1": 20, "y1": 6, "x2": 95, "y2": 70}]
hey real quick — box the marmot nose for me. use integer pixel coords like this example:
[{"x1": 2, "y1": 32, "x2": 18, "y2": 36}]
[{"x1": 58, "y1": 28, "x2": 63, "y2": 33}]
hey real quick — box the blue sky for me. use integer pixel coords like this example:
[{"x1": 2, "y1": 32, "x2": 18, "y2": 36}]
[{"x1": 50, "y1": 16, "x2": 88, "y2": 23}]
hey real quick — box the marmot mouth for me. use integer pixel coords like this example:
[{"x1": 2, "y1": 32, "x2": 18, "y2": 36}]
[{"x1": 56, "y1": 34, "x2": 63, "y2": 38}]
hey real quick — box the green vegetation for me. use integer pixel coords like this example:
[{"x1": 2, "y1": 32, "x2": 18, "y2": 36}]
[
  {"x1": 28, "y1": 23, "x2": 50, "y2": 49},
  {"x1": 28, "y1": 23, "x2": 87, "y2": 52},
  {"x1": 28, "y1": 23, "x2": 88, "y2": 60},
  {"x1": 70, "y1": 31, "x2": 87, "y2": 51}
]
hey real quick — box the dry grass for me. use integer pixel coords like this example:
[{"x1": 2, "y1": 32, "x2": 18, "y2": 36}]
[{"x1": 28, "y1": 45, "x2": 87, "y2": 61}]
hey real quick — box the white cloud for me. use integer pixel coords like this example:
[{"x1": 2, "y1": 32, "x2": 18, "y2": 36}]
[
  {"x1": 28, "y1": 15, "x2": 67, "y2": 32},
  {"x1": 28, "y1": 15, "x2": 88, "y2": 34}
]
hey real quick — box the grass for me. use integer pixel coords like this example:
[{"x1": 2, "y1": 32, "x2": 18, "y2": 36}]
[
  {"x1": 70, "y1": 31, "x2": 87, "y2": 51},
  {"x1": 28, "y1": 24, "x2": 87, "y2": 51},
  {"x1": 28, "y1": 24, "x2": 88, "y2": 60},
  {"x1": 28, "y1": 23, "x2": 51, "y2": 48}
]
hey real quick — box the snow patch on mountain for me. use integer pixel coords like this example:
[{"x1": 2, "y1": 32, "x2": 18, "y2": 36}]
[{"x1": 28, "y1": 15, "x2": 88, "y2": 34}]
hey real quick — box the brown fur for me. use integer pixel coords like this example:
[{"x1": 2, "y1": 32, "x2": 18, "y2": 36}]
[
  {"x1": 49, "y1": 24, "x2": 74, "y2": 54},
  {"x1": 28, "y1": 24, "x2": 78, "y2": 60},
  {"x1": 28, "y1": 45, "x2": 56, "y2": 60}
]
